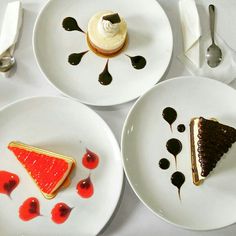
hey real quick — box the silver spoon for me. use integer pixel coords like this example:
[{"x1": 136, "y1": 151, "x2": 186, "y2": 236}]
[
  {"x1": 206, "y1": 4, "x2": 222, "y2": 68},
  {"x1": 0, "y1": 50, "x2": 16, "y2": 73}
]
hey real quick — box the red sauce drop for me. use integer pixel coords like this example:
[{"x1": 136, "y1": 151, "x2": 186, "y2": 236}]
[
  {"x1": 51, "y1": 202, "x2": 73, "y2": 224},
  {"x1": 19, "y1": 197, "x2": 40, "y2": 221},
  {"x1": 82, "y1": 148, "x2": 99, "y2": 169},
  {"x1": 76, "y1": 175, "x2": 94, "y2": 198},
  {"x1": 0, "y1": 170, "x2": 19, "y2": 197}
]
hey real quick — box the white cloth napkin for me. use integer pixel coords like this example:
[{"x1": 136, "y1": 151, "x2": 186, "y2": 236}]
[
  {"x1": 0, "y1": 1, "x2": 23, "y2": 58},
  {"x1": 178, "y1": 0, "x2": 236, "y2": 84},
  {"x1": 179, "y1": 0, "x2": 201, "y2": 68}
]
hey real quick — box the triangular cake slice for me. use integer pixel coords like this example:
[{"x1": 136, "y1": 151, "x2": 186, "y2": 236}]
[
  {"x1": 8, "y1": 141, "x2": 76, "y2": 199},
  {"x1": 190, "y1": 117, "x2": 236, "y2": 185}
]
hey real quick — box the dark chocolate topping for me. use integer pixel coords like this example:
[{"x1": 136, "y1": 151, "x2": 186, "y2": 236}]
[
  {"x1": 159, "y1": 158, "x2": 170, "y2": 170},
  {"x1": 197, "y1": 117, "x2": 236, "y2": 177},
  {"x1": 162, "y1": 107, "x2": 177, "y2": 130},
  {"x1": 103, "y1": 13, "x2": 121, "y2": 24}
]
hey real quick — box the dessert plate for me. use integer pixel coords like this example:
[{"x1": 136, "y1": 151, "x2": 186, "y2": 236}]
[
  {"x1": 0, "y1": 96, "x2": 123, "y2": 235},
  {"x1": 121, "y1": 76, "x2": 236, "y2": 230},
  {"x1": 33, "y1": 0, "x2": 173, "y2": 106}
]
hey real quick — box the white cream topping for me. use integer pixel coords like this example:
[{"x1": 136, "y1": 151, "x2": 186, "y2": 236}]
[
  {"x1": 193, "y1": 118, "x2": 205, "y2": 181},
  {"x1": 98, "y1": 17, "x2": 119, "y2": 37}
]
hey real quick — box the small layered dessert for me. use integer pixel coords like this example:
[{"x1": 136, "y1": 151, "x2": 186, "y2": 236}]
[
  {"x1": 87, "y1": 11, "x2": 127, "y2": 56},
  {"x1": 190, "y1": 117, "x2": 236, "y2": 185},
  {"x1": 8, "y1": 141, "x2": 76, "y2": 199}
]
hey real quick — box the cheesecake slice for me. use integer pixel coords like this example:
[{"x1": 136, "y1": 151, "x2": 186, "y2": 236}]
[
  {"x1": 8, "y1": 141, "x2": 76, "y2": 199},
  {"x1": 190, "y1": 117, "x2": 236, "y2": 185}
]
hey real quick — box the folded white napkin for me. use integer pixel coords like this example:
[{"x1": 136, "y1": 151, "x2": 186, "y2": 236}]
[
  {"x1": 179, "y1": 0, "x2": 201, "y2": 68},
  {"x1": 0, "y1": 1, "x2": 23, "y2": 58}
]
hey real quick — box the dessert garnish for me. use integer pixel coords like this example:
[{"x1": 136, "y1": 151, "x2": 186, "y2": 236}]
[
  {"x1": 62, "y1": 17, "x2": 85, "y2": 33},
  {"x1": 162, "y1": 107, "x2": 177, "y2": 131},
  {"x1": 77, "y1": 174, "x2": 94, "y2": 198},
  {"x1": 19, "y1": 197, "x2": 40, "y2": 221},
  {"x1": 171, "y1": 171, "x2": 185, "y2": 200},
  {"x1": 190, "y1": 117, "x2": 236, "y2": 185},
  {"x1": 126, "y1": 55, "x2": 147, "y2": 70},
  {"x1": 177, "y1": 124, "x2": 186, "y2": 133},
  {"x1": 159, "y1": 158, "x2": 170, "y2": 170},
  {"x1": 8, "y1": 141, "x2": 76, "y2": 199},
  {"x1": 166, "y1": 138, "x2": 182, "y2": 167},
  {"x1": 98, "y1": 59, "x2": 112, "y2": 85},
  {"x1": 0, "y1": 170, "x2": 19, "y2": 197},
  {"x1": 68, "y1": 50, "x2": 89, "y2": 66},
  {"x1": 82, "y1": 148, "x2": 99, "y2": 169},
  {"x1": 51, "y1": 202, "x2": 73, "y2": 224},
  {"x1": 102, "y1": 13, "x2": 121, "y2": 24}
]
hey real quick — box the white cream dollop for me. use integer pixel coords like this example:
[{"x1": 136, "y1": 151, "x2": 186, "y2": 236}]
[{"x1": 98, "y1": 17, "x2": 120, "y2": 37}]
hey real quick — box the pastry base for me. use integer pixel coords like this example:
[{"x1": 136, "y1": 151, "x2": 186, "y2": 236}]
[{"x1": 86, "y1": 33, "x2": 128, "y2": 57}]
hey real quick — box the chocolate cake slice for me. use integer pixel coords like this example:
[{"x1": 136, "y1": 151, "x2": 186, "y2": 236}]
[{"x1": 190, "y1": 117, "x2": 236, "y2": 185}]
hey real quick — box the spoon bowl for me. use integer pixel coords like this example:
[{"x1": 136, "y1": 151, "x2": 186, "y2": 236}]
[
  {"x1": 0, "y1": 55, "x2": 16, "y2": 73},
  {"x1": 206, "y1": 5, "x2": 222, "y2": 68}
]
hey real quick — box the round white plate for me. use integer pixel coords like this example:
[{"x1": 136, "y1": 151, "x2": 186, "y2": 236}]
[
  {"x1": 0, "y1": 96, "x2": 123, "y2": 235},
  {"x1": 121, "y1": 76, "x2": 236, "y2": 230},
  {"x1": 33, "y1": 0, "x2": 173, "y2": 106}
]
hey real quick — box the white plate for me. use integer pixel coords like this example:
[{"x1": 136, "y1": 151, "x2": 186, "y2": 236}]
[
  {"x1": 33, "y1": 0, "x2": 173, "y2": 106},
  {"x1": 0, "y1": 96, "x2": 123, "y2": 235},
  {"x1": 121, "y1": 76, "x2": 236, "y2": 230}
]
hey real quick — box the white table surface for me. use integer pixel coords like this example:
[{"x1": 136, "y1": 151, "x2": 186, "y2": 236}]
[{"x1": 1, "y1": 0, "x2": 236, "y2": 235}]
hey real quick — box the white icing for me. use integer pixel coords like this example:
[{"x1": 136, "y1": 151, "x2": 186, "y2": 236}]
[{"x1": 98, "y1": 17, "x2": 119, "y2": 37}]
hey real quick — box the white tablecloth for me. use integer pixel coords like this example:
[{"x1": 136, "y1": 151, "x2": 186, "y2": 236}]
[{"x1": 1, "y1": 0, "x2": 236, "y2": 235}]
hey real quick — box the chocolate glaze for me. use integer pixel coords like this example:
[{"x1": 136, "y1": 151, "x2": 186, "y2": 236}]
[
  {"x1": 68, "y1": 51, "x2": 88, "y2": 65},
  {"x1": 126, "y1": 55, "x2": 146, "y2": 70},
  {"x1": 98, "y1": 60, "x2": 112, "y2": 85},
  {"x1": 159, "y1": 158, "x2": 170, "y2": 170},
  {"x1": 177, "y1": 124, "x2": 186, "y2": 133},
  {"x1": 196, "y1": 117, "x2": 236, "y2": 177},
  {"x1": 171, "y1": 171, "x2": 185, "y2": 200},
  {"x1": 166, "y1": 138, "x2": 182, "y2": 167},
  {"x1": 62, "y1": 17, "x2": 85, "y2": 33},
  {"x1": 162, "y1": 107, "x2": 177, "y2": 131}
]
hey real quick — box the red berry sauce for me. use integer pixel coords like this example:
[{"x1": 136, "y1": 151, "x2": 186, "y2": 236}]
[
  {"x1": 0, "y1": 170, "x2": 19, "y2": 197},
  {"x1": 82, "y1": 149, "x2": 99, "y2": 170},
  {"x1": 19, "y1": 197, "x2": 40, "y2": 221},
  {"x1": 51, "y1": 202, "x2": 73, "y2": 224}
]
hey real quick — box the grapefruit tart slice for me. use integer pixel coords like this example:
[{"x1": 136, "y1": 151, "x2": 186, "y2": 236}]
[
  {"x1": 190, "y1": 117, "x2": 236, "y2": 185},
  {"x1": 8, "y1": 141, "x2": 76, "y2": 199}
]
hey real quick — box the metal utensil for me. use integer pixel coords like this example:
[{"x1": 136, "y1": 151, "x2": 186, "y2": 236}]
[
  {"x1": 0, "y1": 50, "x2": 15, "y2": 73},
  {"x1": 206, "y1": 4, "x2": 222, "y2": 68}
]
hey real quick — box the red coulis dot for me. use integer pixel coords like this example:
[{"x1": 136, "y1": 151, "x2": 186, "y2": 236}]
[
  {"x1": 76, "y1": 176, "x2": 94, "y2": 198},
  {"x1": 19, "y1": 197, "x2": 40, "y2": 221},
  {"x1": 82, "y1": 149, "x2": 99, "y2": 170},
  {"x1": 51, "y1": 202, "x2": 73, "y2": 224},
  {"x1": 0, "y1": 170, "x2": 19, "y2": 197}
]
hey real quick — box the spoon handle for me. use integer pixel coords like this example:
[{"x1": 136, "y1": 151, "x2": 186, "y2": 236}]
[{"x1": 209, "y1": 4, "x2": 215, "y2": 44}]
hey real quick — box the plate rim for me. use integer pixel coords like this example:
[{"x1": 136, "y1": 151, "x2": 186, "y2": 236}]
[
  {"x1": 121, "y1": 76, "x2": 236, "y2": 231},
  {"x1": 0, "y1": 95, "x2": 124, "y2": 235},
  {"x1": 32, "y1": 0, "x2": 173, "y2": 107}
]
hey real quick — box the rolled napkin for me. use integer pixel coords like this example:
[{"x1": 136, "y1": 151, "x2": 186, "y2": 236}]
[
  {"x1": 179, "y1": 0, "x2": 201, "y2": 68},
  {"x1": 0, "y1": 1, "x2": 23, "y2": 58}
]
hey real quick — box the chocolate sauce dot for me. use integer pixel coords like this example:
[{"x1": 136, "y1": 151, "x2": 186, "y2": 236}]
[
  {"x1": 166, "y1": 138, "x2": 182, "y2": 167},
  {"x1": 68, "y1": 51, "x2": 88, "y2": 65},
  {"x1": 159, "y1": 158, "x2": 170, "y2": 170},
  {"x1": 171, "y1": 171, "x2": 185, "y2": 200},
  {"x1": 98, "y1": 60, "x2": 112, "y2": 85},
  {"x1": 62, "y1": 17, "x2": 85, "y2": 33},
  {"x1": 177, "y1": 124, "x2": 185, "y2": 133},
  {"x1": 162, "y1": 107, "x2": 177, "y2": 130},
  {"x1": 127, "y1": 55, "x2": 146, "y2": 69}
]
